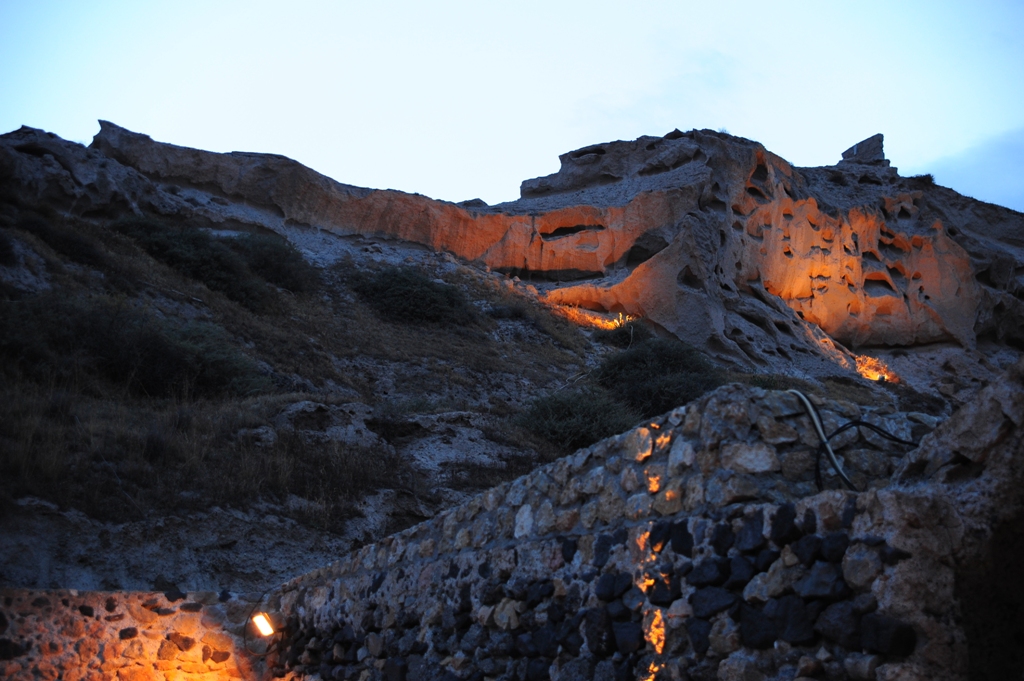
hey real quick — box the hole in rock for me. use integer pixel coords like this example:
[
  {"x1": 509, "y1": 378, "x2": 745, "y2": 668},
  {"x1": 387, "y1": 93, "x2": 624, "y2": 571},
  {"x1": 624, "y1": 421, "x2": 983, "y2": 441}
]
[
  {"x1": 956, "y1": 511, "x2": 1024, "y2": 680},
  {"x1": 897, "y1": 207, "x2": 912, "y2": 220},
  {"x1": 858, "y1": 174, "x2": 883, "y2": 185},
  {"x1": 625, "y1": 233, "x2": 669, "y2": 267},
  {"x1": 570, "y1": 146, "x2": 607, "y2": 159},
  {"x1": 864, "y1": 277, "x2": 898, "y2": 297},
  {"x1": 677, "y1": 266, "x2": 702, "y2": 288},
  {"x1": 540, "y1": 224, "x2": 606, "y2": 241},
  {"x1": 746, "y1": 186, "x2": 767, "y2": 200},
  {"x1": 752, "y1": 163, "x2": 769, "y2": 183}
]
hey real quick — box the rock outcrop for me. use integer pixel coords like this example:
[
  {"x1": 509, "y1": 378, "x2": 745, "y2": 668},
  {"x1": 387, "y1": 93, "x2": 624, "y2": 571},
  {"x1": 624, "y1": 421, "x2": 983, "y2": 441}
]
[{"x1": 4, "y1": 123, "x2": 1021, "y2": 391}]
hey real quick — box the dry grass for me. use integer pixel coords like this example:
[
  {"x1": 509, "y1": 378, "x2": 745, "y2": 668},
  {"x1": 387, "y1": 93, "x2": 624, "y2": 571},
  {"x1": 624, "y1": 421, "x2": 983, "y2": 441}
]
[{"x1": 0, "y1": 204, "x2": 596, "y2": 529}]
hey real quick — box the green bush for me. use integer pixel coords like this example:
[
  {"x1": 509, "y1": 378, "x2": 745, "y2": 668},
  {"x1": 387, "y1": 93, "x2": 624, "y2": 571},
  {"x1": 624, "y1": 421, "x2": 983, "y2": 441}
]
[
  {"x1": 522, "y1": 388, "x2": 641, "y2": 451},
  {"x1": 352, "y1": 266, "x2": 477, "y2": 325},
  {"x1": 228, "y1": 232, "x2": 319, "y2": 293},
  {"x1": 17, "y1": 217, "x2": 107, "y2": 268},
  {"x1": 595, "y1": 338, "x2": 723, "y2": 417},
  {"x1": 0, "y1": 294, "x2": 270, "y2": 398},
  {"x1": 593, "y1": 321, "x2": 653, "y2": 348},
  {"x1": 114, "y1": 219, "x2": 275, "y2": 312}
]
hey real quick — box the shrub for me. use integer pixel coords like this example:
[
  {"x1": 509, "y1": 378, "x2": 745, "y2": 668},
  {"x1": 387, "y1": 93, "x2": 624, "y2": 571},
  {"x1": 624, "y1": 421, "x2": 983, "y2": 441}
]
[
  {"x1": 17, "y1": 216, "x2": 107, "y2": 267},
  {"x1": 522, "y1": 388, "x2": 641, "y2": 451},
  {"x1": 229, "y1": 232, "x2": 319, "y2": 292},
  {"x1": 595, "y1": 338, "x2": 723, "y2": 417},
  {"x1": 352, "y1": 266, "x2": 477, "y2": 325},
  {"x1": 593, "y1": 321, "x2": 652, "y2": 348},
  {"x1": 908, "y1": 173, "x2": 936, "y2": 189},
  {"x1": 114, "y1": 219, "x2": 275, "y2": 312},
  {"x1": 0, "y1": 294, "x2": 270, "y2": 398}
]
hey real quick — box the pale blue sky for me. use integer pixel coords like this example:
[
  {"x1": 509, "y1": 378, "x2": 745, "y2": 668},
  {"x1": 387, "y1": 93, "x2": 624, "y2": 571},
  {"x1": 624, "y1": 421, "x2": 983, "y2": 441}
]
[{"x1": 2, "y1": 0, "x2": 1022, "y2": 210}]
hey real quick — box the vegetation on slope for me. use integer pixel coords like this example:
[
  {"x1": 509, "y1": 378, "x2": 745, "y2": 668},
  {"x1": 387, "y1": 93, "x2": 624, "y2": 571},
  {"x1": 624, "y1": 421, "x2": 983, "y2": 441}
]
[{"x1": 0, "y1": 202, "x2": 592, "y2": 533}]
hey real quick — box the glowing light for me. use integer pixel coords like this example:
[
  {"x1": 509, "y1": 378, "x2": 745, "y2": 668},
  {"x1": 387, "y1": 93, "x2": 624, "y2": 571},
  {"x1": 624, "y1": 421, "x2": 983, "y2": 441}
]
[
  {"x1": 855, "y1": 355, "x2": 899, "y2": 383},
  {"x1": 550, "y1": 306, "x2": 636, "y2": 330},
  {"x1": 644, "y1": 609, "x2": 666, "y2": 654},
  {"x1": 639, "y1": 660, "x2": 665, "y2": 681},
  {"x1": 252, "y1": 613, "x2": 275, "y2": 637},
  {"x1": 646, "y1": 472, "x2": 662, "y2": 494}
]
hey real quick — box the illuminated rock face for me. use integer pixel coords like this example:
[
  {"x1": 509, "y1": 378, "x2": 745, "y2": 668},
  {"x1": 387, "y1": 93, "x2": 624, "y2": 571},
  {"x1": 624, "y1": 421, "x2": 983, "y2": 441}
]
[{"x1": 6, "y1": 123, "x2": 1023, "y2": 374}]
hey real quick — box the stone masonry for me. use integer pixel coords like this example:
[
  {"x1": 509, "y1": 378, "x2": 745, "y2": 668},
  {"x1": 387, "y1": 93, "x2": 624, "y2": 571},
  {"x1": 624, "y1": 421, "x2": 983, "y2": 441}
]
[{"x1": 4, "y1": 365, "x2": 1023, "y2": 681}]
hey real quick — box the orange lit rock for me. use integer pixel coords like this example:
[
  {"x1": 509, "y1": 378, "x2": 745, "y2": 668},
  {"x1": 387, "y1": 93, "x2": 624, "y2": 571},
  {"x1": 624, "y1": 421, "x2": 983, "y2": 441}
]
[{"x1": 6, "y1": 123, "x2": 1022, "y2": 382}]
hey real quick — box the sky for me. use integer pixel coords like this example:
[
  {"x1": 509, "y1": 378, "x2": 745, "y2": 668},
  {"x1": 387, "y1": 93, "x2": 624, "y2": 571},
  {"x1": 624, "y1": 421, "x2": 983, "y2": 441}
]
[{"x1": 1, "y1": 0, "x2": 1022, "y2": 211}]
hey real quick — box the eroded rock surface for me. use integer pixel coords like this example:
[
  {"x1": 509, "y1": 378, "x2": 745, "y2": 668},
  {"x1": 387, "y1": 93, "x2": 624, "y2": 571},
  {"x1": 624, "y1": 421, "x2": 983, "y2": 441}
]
[{"x1": 6, "y1": 123, "x2": 1021, "y2": 390}]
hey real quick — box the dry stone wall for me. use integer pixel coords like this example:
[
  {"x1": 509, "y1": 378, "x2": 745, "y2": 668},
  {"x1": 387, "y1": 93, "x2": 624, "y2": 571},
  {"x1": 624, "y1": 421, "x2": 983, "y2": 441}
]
[
  {"x1": 264, "y1": 385, "x2": 955, "y2": 681},
  {"x1": 4, "y1": 367, "x2": 1024, "y2": 681},
  {"x1": 0, "y1": 587, "x2": 266, "y2": 681}
]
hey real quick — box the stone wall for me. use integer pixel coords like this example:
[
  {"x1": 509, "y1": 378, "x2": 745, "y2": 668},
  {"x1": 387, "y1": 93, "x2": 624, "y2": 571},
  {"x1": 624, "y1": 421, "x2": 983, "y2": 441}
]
[
  {"x1": 0, "y1": 587, "x2": 268, "y2": 680},
  {"x1": 265, "y1": 385, "x2": 959, "y2": 681},
  {"x1": 6, "y1": 368, "x2": 1022, "y2": 681}
]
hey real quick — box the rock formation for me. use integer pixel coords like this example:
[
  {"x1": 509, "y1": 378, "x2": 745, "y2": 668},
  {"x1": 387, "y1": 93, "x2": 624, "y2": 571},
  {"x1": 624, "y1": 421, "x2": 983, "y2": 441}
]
[{"x1": 4, "y1": 123, "x2": 1022, "y2": 395}]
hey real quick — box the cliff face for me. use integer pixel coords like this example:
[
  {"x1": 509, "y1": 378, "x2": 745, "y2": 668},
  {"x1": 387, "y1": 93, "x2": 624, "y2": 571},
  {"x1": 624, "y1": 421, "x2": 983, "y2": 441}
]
[{"x1": 82, "y1": 124, "x2": 1024, "y2": 372}]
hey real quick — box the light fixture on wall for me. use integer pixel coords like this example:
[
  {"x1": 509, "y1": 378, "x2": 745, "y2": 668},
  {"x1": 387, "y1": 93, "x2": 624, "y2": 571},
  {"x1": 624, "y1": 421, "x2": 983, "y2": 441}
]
[
  {"x1": 243, "y1": 591, "x2": 280, "y2": 657},
  {"x1": 252, "y1": 612, "x2": 275, "y2": 637}
]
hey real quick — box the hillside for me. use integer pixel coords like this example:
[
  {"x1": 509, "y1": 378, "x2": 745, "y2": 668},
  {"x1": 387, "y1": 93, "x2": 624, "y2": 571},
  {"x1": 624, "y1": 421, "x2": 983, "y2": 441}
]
[{"x1": 1, "y1": 124, "x2": 1021, "y2": 595}]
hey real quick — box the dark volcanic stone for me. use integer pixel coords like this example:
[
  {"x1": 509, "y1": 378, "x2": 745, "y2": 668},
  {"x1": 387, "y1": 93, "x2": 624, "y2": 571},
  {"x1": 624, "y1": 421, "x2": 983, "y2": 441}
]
[
  {"x1": 793, "y1": 561, "x2": 849, "y2": 600},
  {"x1": 527, "y1": 658, "x2": 550, "y2": 681},
  {"x1": 755, "y1": 549, "x2": 781, "y2": 572},
  {"x1": 460, "y1": 625, "x2": 487, "y2": 654},
  {"x1": 557, "y1": 657, "x2": 595, "y2": 681},
  {"x1": 560, "y1": 537, "x2": 578, "y2": 563},
  {"x1": 527, "y1": 581, "x2": 555, "y2": 607},
  {"x1": 670, "y1": 521, "x2": 694, "y2": 557},
  {"x1": 481, "y1": 582, "x2": 504, "y2": 606},
  {"x1": 383, "y1": 658, "x2": 407, "y2": 681},
  {"x1": 770, "y1": 594, "x2": 817, "y2": 644},
  {"x1": 723, "y1": 555, "x2": 755, "y2": 590},
  {"x1": 852, "y1": 593, "x2": 878, "y2": 615},
  {"x1": 710, "y1": 523, "x2": 735, "y2": 555},
  {"x1": 487, "y1": 631, "x2": 514, "y2": 657},
  {"x1": 862, "y1": 613, "x2": 917, "y2": 656},
  {"x1": 0, "y1": 612, "x2": 6, "y2": 635},
  {"x1": 736, "y1": 510, "x2": 767, "y2": 553},
  {"x1": 595, "y1": 572, "x2": 632, "y2": 602},
  {"x1": 771, "y1": 503, "x2": 801, "y2": 545},
  {"x1": 821, "y1": 532, "x2": 850, "y2": 563},
  {"x1": 650, "y1": 521, "x2": 672, "y2": 552},
  {"x1": 594, "y1": 535, "x2": 614, "y2": 568},
  {"x1": 532, "y1": 624, "x2": 559, "y2": 658},
  {"x1": 815, "y1": 601, "x2": 861, "y2": 649},
  {"x1": 648, "y1": 572, "x2": 681, "y2": 606},
  {"x1": 691, "y1": 587, "x2": 736, "y2": 618},
  {"x1": 561, "y1": 630, "x2": 583, "y2": 656},
  {"x1": 801, "y1": 508, "x2": 817, "y2": 534},
  {"x1": 606, "y1": 600, "x2": 630, "y2": 621},
  {"x1": 841, "y1": 495, "x2": 858, "y2": 528},
  {"x1": 687, "y1": 558, "x2": 728, "y2": 587},
  {"x1": 119, "y1": 627, "x2": 138, "y2": 639},
  {"x1": 739, "y1": 603, "x2": 777, "y2": 649},
  {"x1": 584, "y1": 608, "x2": 615, "y2": 657},
  {"x1": 791, "y1": 535, "x2": 823, "y2": 567},
  {"x1": 686, "y1": 618, "x2": 712, "y2": 655},
  {"x1": 612, "y1": 621, "x2": 644, "y2": 654},
  {"x1": 515, "y1": 632, "x2": 538, "y2": 658},
  {"x1": 78, "y1": 605, "x2": 94, "y2": 617}
]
